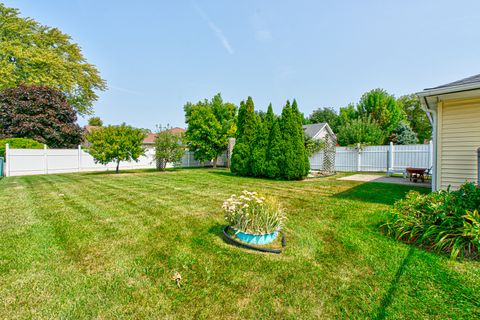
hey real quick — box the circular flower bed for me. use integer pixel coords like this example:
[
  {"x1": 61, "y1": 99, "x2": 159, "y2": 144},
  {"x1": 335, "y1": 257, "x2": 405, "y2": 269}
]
[{"x1": 222, "y1": 190, "x2": 285, "y2": 245}]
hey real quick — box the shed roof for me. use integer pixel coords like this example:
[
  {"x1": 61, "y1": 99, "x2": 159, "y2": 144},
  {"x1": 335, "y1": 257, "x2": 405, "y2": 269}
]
[{"x1": 302, "y1": 123, "x2": 327, "y2": 138}]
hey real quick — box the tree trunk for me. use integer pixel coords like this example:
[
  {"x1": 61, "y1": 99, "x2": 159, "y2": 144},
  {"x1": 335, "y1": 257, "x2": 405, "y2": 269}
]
[
  {"x1": 213, "y1": 157, "x2": 218, "y2": 168},
  {"x1": 116, "y1": 160, "x2": 120, "y2": 173}
]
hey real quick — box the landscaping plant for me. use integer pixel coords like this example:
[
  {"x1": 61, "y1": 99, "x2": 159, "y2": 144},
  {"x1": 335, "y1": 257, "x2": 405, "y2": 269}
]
[
  {"x1": 0, "y1": 138, "x2": 43, "y2": 158},
  {"x1": 223, "y1": 190, "x2": 286, "y2": 235},
  {"x1": 154, "y1": 125, "x2": 184, "y2": 170},
  {"x1": 383, "y1": 182, "x2": 480, "y2": 260}
]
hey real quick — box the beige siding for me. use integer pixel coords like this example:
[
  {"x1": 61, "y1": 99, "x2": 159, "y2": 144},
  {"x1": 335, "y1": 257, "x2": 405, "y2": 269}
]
[{"x1": 439, "y1": 99, "x2": 480, "y2": 189}]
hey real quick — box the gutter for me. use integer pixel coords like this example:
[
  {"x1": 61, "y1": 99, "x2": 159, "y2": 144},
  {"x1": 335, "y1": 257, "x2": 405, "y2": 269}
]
[
  {"x1": 422, "y1": 97, "x2": 437, "y2": 192},
  {"x1": 417, "y1": 82, "x2": 480, "y2": 98}
]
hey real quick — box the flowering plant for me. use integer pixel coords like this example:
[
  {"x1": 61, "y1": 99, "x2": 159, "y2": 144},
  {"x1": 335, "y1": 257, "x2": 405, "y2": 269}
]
[{"x1": 222, "y1": 190, "x2": 286, "y2": 235}]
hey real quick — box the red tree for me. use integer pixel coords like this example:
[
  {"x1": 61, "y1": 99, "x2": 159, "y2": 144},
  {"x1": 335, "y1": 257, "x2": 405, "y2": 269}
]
[{"x1": 0, "y1": 85, "x2": 83, "y2": 148}]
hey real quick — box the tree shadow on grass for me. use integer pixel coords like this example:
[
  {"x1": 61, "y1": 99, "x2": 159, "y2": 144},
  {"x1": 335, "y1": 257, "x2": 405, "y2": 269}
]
[
  {"x1": 333, "y1": 182, "x2": 423, "y2": 205},
  {"x1": 375, "y1": 247, "x2": 415, "y2": 320}
]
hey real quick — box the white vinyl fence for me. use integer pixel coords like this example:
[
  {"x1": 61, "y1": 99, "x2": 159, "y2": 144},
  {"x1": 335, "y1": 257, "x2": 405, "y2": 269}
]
[
  {"x1": 4, "y1": 144, "x2": 227, "y2": 177},
  {"x1": 310, "y1": 142, "x2": 433, "y2": 173}
]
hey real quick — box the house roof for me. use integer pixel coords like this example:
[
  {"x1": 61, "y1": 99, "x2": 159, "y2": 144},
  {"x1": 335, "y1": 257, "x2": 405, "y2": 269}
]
[
  {"x1": 425, "y1": 74, "x2": 480, "y2": 90},
  {"x1": 142, "y1": 128, "x2": 186, "y2": 145},
  {"x1": 143, "y1": 133, "x2": 157, "y2": 144},
  {"x1": 84, "y1": 125, "x2": 101, "y2": 133},
  {"x1": 417, "y1": 73, "x2": 480, "y2": 112},
  {"x1": 303, "y1": 123, "x2": 327, "y2": 138}
]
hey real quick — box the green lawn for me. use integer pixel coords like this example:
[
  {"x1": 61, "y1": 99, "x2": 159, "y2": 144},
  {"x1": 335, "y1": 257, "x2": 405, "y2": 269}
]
[{"x1": 0, "y1": 169, "x2": 478, "y2": 319}]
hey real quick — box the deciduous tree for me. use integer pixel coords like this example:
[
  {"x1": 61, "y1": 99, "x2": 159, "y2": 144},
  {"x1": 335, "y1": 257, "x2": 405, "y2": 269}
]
[
  {"x1": 184, "y1": 93, "x2": 236, "y2": 167},
  {"x1": 308, "y1": 107, "x2": 341, "y2": 133},
  {"x1": 397, "y1": 94, "x2": 431, "y2": 142},
  {"x1": 85, "y1": 124, "x2": 146, "y2": 173},
  {"x1": 337, "y1": 116, "x2": 384, "y2": 146},
  {"x1": 154, "y1": 125, "x2": 184, "y2": 170},
  {"x1": 88, "y1": 117, "x2": 103, "y2": 127},
  {"x1": 0, "y1": 4, "x2": 106, "y2": 115},
  {"x1": 0, "y1": 85, "x2": 83, "y2": 148}
]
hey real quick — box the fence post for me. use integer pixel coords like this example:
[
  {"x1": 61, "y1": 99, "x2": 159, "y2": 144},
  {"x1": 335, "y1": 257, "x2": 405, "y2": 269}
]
[
  {"x1": 429, "y1": 140, "x2": 433, "y2": 169},
  {"x1": 388, "y1": 142, "x2": 394, "y2": 175},
  {"x1": 43, "y1": 144, "x2": 48, "y2": 174},
  {"x1": 5, "y1": 143, "x2": 10, "y2": 177},
  {"x1": 356, "y1": 144, "x2": 361, "y2": 172},
  {"x1": 78, "y1": 145, "x2": 82, "y2": 172}
]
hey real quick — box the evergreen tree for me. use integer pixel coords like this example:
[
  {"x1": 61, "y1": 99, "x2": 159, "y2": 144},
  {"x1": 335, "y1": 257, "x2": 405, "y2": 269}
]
[
  {"x1": 292, "y1": 100, "x2": 310, "y2": 176},
  {"x1": 264, "y1": 104, "x2": 275, "y2": 133},
  {"x1": 231, "y1": 97, "x2": 257, "y2": 175},
  {"x1": 265, "y1": 119, "x2": 283, "y2": 179},
  {"x1": 251, "y1": 114, "x2": 268, "y2": 177}
]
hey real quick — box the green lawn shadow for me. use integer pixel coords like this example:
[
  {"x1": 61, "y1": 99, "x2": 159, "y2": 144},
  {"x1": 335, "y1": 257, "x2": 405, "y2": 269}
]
[{"x1": 333, "y1": 182, "x2": 427, "y2": 205}]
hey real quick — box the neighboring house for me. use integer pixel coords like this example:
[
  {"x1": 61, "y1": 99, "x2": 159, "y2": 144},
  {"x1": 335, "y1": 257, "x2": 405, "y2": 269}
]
[
  {"x1": 417, "y1": 74, "x2": 480, "y2": 191},
  {"x1": 303, "y1": 123, "x2": 336, "y2": 142},
  {"x1": 84, "y1": 126, "x2": 186, "y2": 151}
]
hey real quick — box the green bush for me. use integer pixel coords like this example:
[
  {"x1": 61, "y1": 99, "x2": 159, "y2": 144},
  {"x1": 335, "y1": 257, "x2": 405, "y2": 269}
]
[
  {"x1": 0, "y1": 138, "x2": 43, "y2": 158},
  {"x1": 382, "y1": 182, "x2": 480, "y2": 260}
]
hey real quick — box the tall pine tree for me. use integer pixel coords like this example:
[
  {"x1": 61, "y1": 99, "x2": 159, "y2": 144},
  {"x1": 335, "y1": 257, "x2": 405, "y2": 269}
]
[
  {"x1": 265, "y1": 118, "x2": 284, "y2": 179},
  {"x1": 251, "y1": 114, "x2": 268, "y2": 177},
  {"x1": 231, "y1": 97, "x2": 257, "y2": 176},
  {"x1": 281, "y1": 100, "x2": 309, "y2": 180},
  {"x1": 292, "y1": 99, "x2": 310, "y2": 177}
]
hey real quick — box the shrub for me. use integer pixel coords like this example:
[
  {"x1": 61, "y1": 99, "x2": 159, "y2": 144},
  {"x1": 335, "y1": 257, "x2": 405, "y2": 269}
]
[
  {"x1": 382, "y1": 182, "x2": 480, "y2": 260},
  {"x1": 0, "y1": 138, "x2": 43, "y2": 158},
  {"x1": 223, "y1": 191, "x2": 286, "y2": 234}
]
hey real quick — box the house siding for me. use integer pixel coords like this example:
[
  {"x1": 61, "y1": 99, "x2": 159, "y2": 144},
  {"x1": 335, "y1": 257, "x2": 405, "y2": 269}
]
[{"x1": 439, "y1": 98, "x2": 480, "y2": 189}]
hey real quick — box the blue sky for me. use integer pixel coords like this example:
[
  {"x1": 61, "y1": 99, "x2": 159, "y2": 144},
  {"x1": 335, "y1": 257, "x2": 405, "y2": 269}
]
[{"x1": 4, "y1": 0, "x2": 480, "y2": 130}]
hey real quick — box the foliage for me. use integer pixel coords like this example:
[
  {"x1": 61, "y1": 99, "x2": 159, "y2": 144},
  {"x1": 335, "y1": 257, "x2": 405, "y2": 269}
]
[
  {"x1": 184, "y1": 94, "x2": 236, "y2": 167},
  {"x1": 337, "y1": 115, "x2": 384, "y2": 146},
  {"x1": 383, "y1": 182, "x2": 480, "y2": 260},
  {"x1": 357, "y1": 89, "x2": 404, "y2": 140},
  {"x1": 231, "y1": 97, "x2": 258, "y2": 175},
  {"x1": 308, "y1": 107, "x2": 341, "y2": 133},
  {"x1": 389, "y1": 121, "x2": 419, "y2": 145},
  {"x1": 88, "y1": 117, "x2": 103, "y2": 127},
  {"x1": 304, "y1": 134, "x2": 325, "y2": 157},
  {"x1": 0, "y1": 85, "x2": 83, "y2": 148},
  {"x1": 264, "y1": 119, "x2": 284, "y2": 178},
  {"x1": 279, "y1": 101, "x2": 309, "y2": 180},
  {"x1": 222, "y1": 190, "x2": 286, "y2": 234},
  {"x1": 397, "y1": 94, "x2": 432, "y2": 142},
  {"x1": 0, "y1": 4, "x2": 106, "y2": 115},
  {"x1": 85, "y1": 124, "x2": 146, "y2": 173},
  {"x1": 154, "y1": 125, "x2": 184, "y2": 170},
  {"x1": 251, "y1": 119, "x2": 268, "y2": 177},
  {"x1": 338, "y1": 103, "x2": 358, "y2": 125},
  {"x1": 0, "y1": 137, "x2": 43, "y2": 158}
]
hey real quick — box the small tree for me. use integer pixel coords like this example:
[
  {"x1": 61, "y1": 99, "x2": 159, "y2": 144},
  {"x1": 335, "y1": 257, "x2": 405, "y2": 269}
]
[
  {"x1": 85, "y1": 124, "x2": 146, "y2": 173},
  {"x1": 154, "y1": 126, "x2": 184, "y2": 170},
  {"x1": 88, "y1": 117, "x2": 103, "y2": 127},
  {"x1": 0, "y1": 85, "x2": 83, "y2": 148},
  {"x1": 397, "y1": 94, "x2": 432, "y2": 142},
  {"x1": 389, "y1": 121, "x2": 419, "y2": 145},
  {"x1": 337, "y1": 116, "x2": 384, "y2": 146}
]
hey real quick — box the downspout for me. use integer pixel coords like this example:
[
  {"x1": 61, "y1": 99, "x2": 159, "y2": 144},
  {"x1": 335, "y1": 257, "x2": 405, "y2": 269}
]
[{"x1": 423, "y1": 96, "x2": 437, "y2": 191}]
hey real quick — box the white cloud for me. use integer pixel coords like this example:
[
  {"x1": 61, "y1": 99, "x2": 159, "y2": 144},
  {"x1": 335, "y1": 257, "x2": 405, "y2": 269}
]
[{"x1": 193, "y1": 2, "x2": 234, "y2": 55}]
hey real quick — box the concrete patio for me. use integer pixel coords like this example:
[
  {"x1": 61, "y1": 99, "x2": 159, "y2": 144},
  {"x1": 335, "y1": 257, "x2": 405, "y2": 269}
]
[{"x1": 338, "y1": 174, "x2": 431, "y2": 188}]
